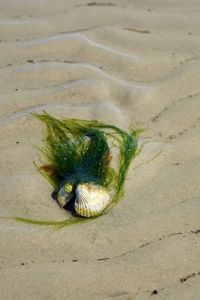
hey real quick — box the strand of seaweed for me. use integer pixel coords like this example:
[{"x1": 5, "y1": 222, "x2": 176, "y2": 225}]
[{"x1": 14, "y1": 112, "x2": 141, "y2": 229}]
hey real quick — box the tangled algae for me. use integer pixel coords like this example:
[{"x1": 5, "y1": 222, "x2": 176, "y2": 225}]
[{"x1": 15, "y1": 112, "x2": 141, "y2": 229}]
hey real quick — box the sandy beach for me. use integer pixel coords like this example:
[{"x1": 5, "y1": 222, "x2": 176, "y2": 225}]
[{"x1": 0, "y1": 0, "x2": 200, "y2": 299}]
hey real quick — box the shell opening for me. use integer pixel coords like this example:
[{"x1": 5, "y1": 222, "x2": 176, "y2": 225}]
[{"x1": 57, "y1": 186, "x2": 73, "y2": 208}]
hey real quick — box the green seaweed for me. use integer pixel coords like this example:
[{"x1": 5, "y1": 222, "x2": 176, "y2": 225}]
[{"x1": 15, "y1": 112, "x2": 140, "y2": 229}]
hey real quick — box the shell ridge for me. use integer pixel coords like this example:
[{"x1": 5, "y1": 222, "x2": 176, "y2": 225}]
[{"x1": 74, "y1": 182, "x2": 110, "y2": 217}]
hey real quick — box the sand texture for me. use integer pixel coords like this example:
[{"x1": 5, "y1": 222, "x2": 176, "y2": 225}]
[{"x1": 0, "y1": 0, "x2": 200, "y2": 299}]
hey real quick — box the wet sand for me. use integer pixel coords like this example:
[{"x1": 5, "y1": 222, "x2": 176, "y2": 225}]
[{"x1": 0, "y1": 1, "x2": 200, "y2": 299}]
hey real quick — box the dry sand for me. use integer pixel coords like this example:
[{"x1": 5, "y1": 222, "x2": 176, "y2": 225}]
[{"x1": 0, "y1": 1, "x2": 200, "y2": 299}]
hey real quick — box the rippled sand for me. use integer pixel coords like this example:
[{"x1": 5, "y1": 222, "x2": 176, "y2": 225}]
[{"x1": 0, "y1": 1, "x2": 200, "y2": 299}]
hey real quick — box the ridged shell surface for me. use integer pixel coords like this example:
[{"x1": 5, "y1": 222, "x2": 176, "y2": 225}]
[{"x1": 74, "y1": 183, "x2": 110, "y2": 217}]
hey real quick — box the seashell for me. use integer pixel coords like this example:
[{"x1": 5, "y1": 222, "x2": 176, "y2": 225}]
[
  {"x1": 74, "y1": 182, "x2": 110, "y2": 217},
  {"x1": 57, "y1": 182, "x2": 73, "y2": 208}
]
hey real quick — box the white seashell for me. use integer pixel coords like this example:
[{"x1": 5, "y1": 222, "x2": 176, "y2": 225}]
[
  {"x1": 74, "y1": 182, "x2": 110, "y2": 217},
  {"x1": 57, "y1": 183, "x2": 73, "y2": 208}
]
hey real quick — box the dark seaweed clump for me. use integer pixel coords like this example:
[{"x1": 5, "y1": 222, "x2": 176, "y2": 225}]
[{"x1": 15, "y1": 112, "x2": 140, "y2": 229}]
